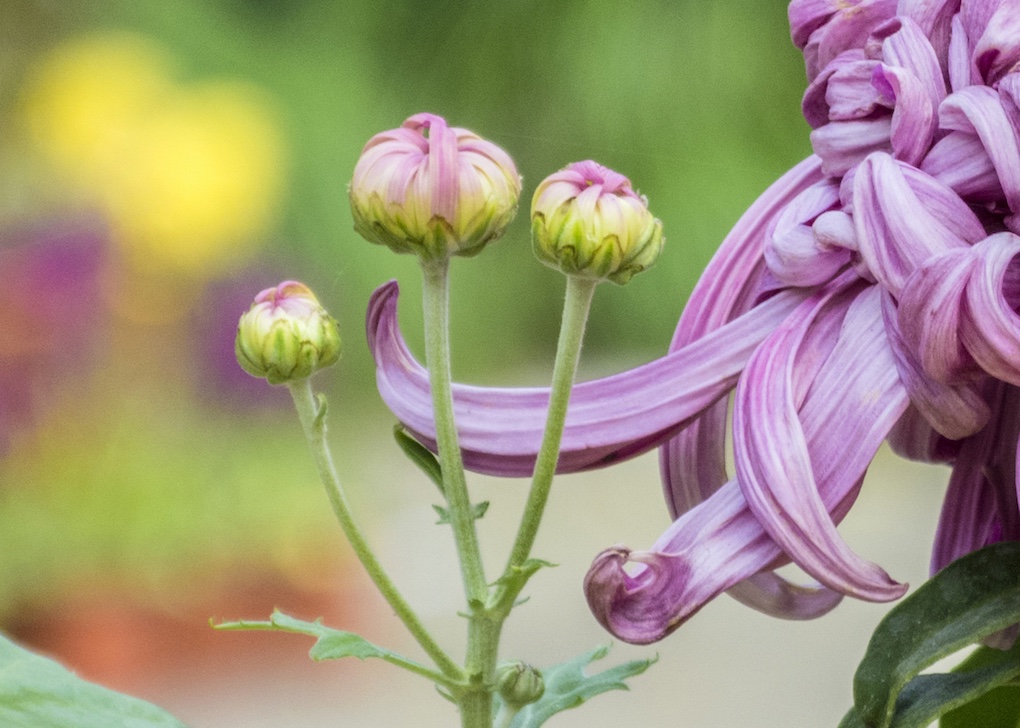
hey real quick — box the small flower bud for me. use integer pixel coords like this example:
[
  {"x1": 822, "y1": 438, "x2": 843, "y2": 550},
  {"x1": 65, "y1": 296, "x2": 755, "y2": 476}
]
[
  {"x1": 235, "y1": 281, "x2": 341, "y2": 385},
  {"x1": 349, "y1": 112, "x2": 521, "y2": 260},
  {"x1": 495, "y1": 661, "x2": 545, "y2": 708},
  {"x1": 531, "y1": 160, "x2": 664, "y2": 284}
]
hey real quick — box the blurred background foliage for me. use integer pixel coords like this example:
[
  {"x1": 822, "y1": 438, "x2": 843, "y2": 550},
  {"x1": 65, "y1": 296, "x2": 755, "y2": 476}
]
[{"x1": 0, "y1": 0, "x2": 808, "y2": 690}]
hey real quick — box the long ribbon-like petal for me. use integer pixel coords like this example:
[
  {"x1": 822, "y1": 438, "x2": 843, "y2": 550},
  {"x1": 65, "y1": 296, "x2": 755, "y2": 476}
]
[{"x1": 367, "y1": 280, "x2": 810, "y2": 477}]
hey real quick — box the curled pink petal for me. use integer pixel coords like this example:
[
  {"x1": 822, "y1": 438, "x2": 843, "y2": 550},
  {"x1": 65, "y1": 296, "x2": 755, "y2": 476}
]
[
  {"x1": 921, "y1": 130, "x2": 1003, "y2": 203},
  {"x1": 792, "y1": 0, "x2": 898, "y2": 80},
  {"x1": 939, "y1": 86, "x2": 1020, "y2": 216},
  {"x1": 367, "y1": 279, "x2": 810, "y2": 477},
  {"x1": 896, "y1": 247, "x2": 981, "y2": 384},
  {"x1": 882, "y1": 290, "x2": 989, "y2": 440},
  {"x1": 765, "y1": 179, "x2": 850, "y2": 287},
  {"x1": 661, "y1": 156, "x2": 842, "y2": 618},
  {"x1": 586, "y1": 276, "x2": 909, "y2": 643},
  {"x1": 853, "y1": 153, "x2": 983, "y2": 296},
  {"x1": 961, "y1": 232, "x2": 1020, "y2": 385},
  {"x1": 971, "y1": 1, "x2": 1020, "y2": 86},
  {"x1": 734, "y1": 283, "x2": 907, "y2": 600}
]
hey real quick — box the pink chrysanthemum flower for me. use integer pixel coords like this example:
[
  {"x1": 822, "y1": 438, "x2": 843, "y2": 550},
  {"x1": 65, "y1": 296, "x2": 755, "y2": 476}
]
[{"x1": 367, "y1": 0, "x2": 1020, "y2": 644}]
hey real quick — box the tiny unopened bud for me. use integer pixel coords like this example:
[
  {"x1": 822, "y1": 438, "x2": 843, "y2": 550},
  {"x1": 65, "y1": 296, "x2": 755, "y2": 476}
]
[
  {"x1": 235, "y1": 281, "x2": 341, "y2": 385},
  {"x1": 495, "y1": 661, "x2": 545, "y2": 708},
  {"x1": 349, "y1": 112, "x2": 521, "y2": 261},
  {"x1": 531, "y1": 160, "x2": 664, "y2": 284}
]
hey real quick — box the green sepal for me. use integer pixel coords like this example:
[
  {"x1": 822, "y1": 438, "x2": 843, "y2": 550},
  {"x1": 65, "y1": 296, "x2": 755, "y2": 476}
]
[
  {"x1": 940, "y1": 642, "x2": 1020, "y2": 728},
  {"x1": 393, "y1": 424, "x2": 444, "y2": 494},
  {"x1": 432, "y1": 501, "x2": 489, "y2": 525},
  {"x1": 215, "y1": 609, "x2": 427, "y2": 668},
  {"x1": 0, "y1": 632, "x2": 186, "y2": 728},
  {"x1": 498, "y1": 644, "x2": 655, "y2": 728},
  {"x1": 843, "y1": 542, "x2": 1020, "y2": 728}
]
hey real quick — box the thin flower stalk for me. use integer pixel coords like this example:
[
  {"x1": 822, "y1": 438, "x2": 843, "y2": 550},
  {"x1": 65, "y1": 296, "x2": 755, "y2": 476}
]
[
  {"x1": 501, "y1": 275, "x2": 597, "y2": 598},
  {"x1": 419, "y1": 258, "x2": 494, "y2": 728},
  {"x1": 287, "y1": 379, "x2": 463, "y2": 681}
]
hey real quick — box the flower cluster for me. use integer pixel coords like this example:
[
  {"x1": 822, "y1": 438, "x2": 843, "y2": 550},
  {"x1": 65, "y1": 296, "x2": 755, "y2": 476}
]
[{"x1": 369, "y1": 0, "x2": 1020, "y2": 644}]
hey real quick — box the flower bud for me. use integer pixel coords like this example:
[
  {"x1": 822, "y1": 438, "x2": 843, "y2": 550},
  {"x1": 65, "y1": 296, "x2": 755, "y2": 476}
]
[
  {"x1": 349, "y1": 112, "x2": 521, "y2": 260},
  {"x1": 235, "y1": 281, "x2": 341, "y2": 385},
  {"x1": 531, "y1": 160, "x2": 664, "y2": 284},
  {"x1": 495, "y1": 661, "x2": 545, "y2": 708}
]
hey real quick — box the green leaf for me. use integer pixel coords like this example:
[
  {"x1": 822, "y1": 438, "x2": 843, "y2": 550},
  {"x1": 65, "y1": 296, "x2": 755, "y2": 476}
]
[
  {"x1": 506, "y1": 645, "x2": 655, "y2": 728},
  {"x1": 845, "y1": 542, "x2": 1020, "y2": 728},
  {"x1": 216, "y1": 609, "x2": 413, "y2": 662},
  {"x1": 432, "y1": 501, "x2": 489, "y2": 525},
  {"x1": 393, "y1": 424, "x2": 444, "y2": 494},
  {"x1": 0, "y1": 632, "x2": 186, "y2": 728},
  {"x1": 940, "y1": 643, "x2": 1020, "y2": 728},
  {"x1": 215, "y1": 611, "x2": 455, "y2": 687}
]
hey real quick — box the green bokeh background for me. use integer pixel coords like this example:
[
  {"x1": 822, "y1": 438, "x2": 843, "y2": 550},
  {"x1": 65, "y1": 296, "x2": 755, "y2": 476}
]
[{"x1": 2, "y1": 0, "x2": 809, "y2": 382}]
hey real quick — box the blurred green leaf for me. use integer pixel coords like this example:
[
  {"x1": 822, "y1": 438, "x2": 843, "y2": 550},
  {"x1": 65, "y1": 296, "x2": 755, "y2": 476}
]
[
  {"x1": 0, "y1": 632, "x2": 186, "y2": 728},
  {"x1": 940, "y1": 643, "x2": 1020, "y2": 728},
  {"x1": 505, "y1": 644, "x2": 655, "y2": 728},
  {"x1": 393, "y1": 424, "x2": 444, "y2": 493},
  {"x1": 842, "y1": 542, "x2": 1020, "y2": 728}
]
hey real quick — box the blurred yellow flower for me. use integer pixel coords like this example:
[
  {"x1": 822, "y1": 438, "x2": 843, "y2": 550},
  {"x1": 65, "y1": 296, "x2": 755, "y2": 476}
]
[{"x1": 20, "y1": 33, "x2": 285, "y2": 278}]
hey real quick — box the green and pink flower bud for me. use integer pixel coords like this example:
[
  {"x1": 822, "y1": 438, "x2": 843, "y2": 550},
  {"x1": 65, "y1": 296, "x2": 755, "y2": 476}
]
[
  {"x1": 531, "y1": 160, "x2": 664, "y2": 285},
  {"x1": 348, "y1": 112, "x2": 521, "y2": 261},
  {"x1": 235, "y1": 280, "x2": 341, "y2": 385}
]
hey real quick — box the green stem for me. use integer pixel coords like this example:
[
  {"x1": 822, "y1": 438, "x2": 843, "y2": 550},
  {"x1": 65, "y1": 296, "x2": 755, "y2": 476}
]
[
  {"x1": 287, "y1": 379, "x2": 462, "y2": 682},
  {"x1": 420, "y1": 258, "x2": 493, "y2": 727},
  {"x1": 503, "y1": 275, "x2": 597, "y2": 591},
  {"x1": 420, "y1": 259, "x2": 488, "y2": 603}
]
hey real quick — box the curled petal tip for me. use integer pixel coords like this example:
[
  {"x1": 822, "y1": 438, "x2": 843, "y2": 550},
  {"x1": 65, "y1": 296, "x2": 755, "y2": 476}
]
[{"x1": 584, "y1": 547, "x2": 693, "y2": 645}]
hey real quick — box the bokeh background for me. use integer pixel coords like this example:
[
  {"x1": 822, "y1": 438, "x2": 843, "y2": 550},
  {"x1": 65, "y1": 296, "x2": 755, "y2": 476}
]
[{"x1": 0, "y1": 1, "x2": 953, "y2": 726}]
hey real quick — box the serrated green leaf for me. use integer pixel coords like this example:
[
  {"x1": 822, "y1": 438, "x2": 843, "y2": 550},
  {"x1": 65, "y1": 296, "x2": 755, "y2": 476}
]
[
  {"x1": 847, "y1": 542, "x2": 1020, "y2": 728},
  {"x1": 940, "y1": 642, "x2": 1020, "y2": 728},
  {"x1": 394, "y1": 424, "x2": 444, "y2": 494},
  {"x1": 0, "y1": 632, "x2": 187, "y2": 728},
  {"x1": 216, "y1": 609, "x2": 401, "y2": 661},
  {"x1": 433, "y1": 501, "x2": 489, "y2": 525},
  {"x1": 505, "y1": 645, "x2": 655, "y2": 728},
  {"x1": 215, "y1": 611, "x2": 456, "y2": 687}
]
